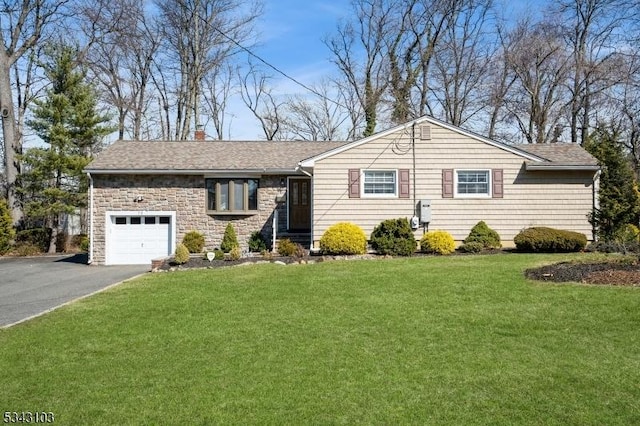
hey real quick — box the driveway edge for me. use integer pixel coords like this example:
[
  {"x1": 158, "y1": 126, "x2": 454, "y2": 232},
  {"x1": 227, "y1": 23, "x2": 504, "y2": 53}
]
[{"x1": 1, "y1": 272, "x2": 149, "y2": 329}]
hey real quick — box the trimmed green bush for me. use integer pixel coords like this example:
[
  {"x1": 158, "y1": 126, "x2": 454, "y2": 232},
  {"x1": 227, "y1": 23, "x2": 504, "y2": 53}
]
[
  {"x1": 458, "y1": 241, "x2": 484, "y2": 253},
  {"x1": 221, "y1": 223, "x2": 239, "y2": 253},
  {"x1": 229, "y1": 246, "x2": 242, "y2": 261},
  {"x1": 248, "y1": 231, "x2": 268, "y2": 252},
  {"x1": 174, "y1": 243, "x2": 190, "y2": 264},
  {"x1": 214, "y1": 249, "x2": 225, "y2": 260},
  {"x1": 0, "y1": 199, "x2": 15, "y2": 255},
  {"x1": 319, "y1": 222, "x2": 367, "y2": 255},
  {"x1": 420, "y1": 230, "x2": 456, "y2": 255},
  {"x1": 370, "y1": 218, "x2": 417, "y2": 256},
  {"x1": 514, "y1": 227, "x2": 587, "y2": 253},
  {"x1": 464, "y1": 221, "x2": 501, "y2": 249},
  {"x1": 182, "y1": 230, "x2": 205, "y2": 253},
  {"x1": 277, "y1": 238, "x2": 297, "y2": 256}
]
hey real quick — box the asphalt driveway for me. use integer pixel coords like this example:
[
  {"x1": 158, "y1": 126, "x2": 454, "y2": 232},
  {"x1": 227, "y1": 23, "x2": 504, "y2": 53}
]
[{"x1": 0, "y1": 254, "x2": 148, "y2": 327}]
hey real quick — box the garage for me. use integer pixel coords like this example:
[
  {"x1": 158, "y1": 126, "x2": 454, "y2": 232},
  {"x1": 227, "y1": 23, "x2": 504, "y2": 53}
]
[{"x1": 105, "y1": 212, "x2": 175, "y2": 265}]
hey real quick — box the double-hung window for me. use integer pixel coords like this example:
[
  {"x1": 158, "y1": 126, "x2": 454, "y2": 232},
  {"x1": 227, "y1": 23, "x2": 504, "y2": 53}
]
[
  {"x1": 206, "y1": 178, "x2": 259, "y2": 213},
  {"x1": 456, "y1": 170, "x2": 490, "y2": 197},
  {"x1": 363, "y1": 170, "x2": 397, "y2": 196}
]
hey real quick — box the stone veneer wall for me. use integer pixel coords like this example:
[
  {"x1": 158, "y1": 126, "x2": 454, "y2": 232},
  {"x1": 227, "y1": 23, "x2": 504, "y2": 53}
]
[{"x1": 91, "y1": 174, "x2": 288, "y2": 264}]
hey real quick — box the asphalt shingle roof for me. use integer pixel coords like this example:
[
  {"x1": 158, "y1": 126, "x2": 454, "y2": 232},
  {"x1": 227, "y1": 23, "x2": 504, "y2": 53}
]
[
  {"x1": 514, "y1": 143, "x2": 598, "y2": 166},
  {"x1": 86, "y1": 140, "x2": 349, "y2": 172},
  {"x1": 86, "y1": 138, "x2": 598, "y2": 173}
]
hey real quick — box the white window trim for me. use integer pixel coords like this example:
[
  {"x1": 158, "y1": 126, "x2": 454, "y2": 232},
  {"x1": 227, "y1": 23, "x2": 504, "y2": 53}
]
[
  {"x1": 361, "y1": 169, "x2": 398, "y2": 198},
  {"x1": 454, "y1": 169, "x2": 491, "y2": 198}
]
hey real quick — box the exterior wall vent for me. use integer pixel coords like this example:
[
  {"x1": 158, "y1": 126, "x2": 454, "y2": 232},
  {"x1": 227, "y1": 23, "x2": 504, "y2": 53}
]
[{"x1": 420, "y1": 125, "x2": 431, "y2": 140}]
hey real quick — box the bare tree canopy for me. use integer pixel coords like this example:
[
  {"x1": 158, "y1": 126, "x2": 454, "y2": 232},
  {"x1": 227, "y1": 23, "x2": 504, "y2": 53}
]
[{"x1": 154, "y1": 0, "x2": 262, "y2": 140}]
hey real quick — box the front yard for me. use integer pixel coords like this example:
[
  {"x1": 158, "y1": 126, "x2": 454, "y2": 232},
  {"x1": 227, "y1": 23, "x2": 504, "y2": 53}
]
[{"x1": 1, "y1": 254, "x2": 639, "y2": 424}]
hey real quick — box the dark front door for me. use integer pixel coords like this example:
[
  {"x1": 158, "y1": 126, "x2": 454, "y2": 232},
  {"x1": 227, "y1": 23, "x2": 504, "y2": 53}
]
[{"x1": 288, "y1": 178, "x2": 311, "y2": 231}]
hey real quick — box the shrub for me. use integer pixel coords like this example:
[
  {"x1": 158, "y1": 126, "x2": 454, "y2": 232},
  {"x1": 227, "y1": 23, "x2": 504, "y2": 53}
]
[
  {"x1": 78, "y1": 235, "x2": 89, "y2": 252},
  {"x1": 277, "y1": 238, "x2": 297, "y2": 256},
  {"x1": 220, "y1": 223, "x2": 239, "y2": 253},
  {"x1": 514, "y1": 227, "x2": 587, "y2": 253},
  {"x1": 319, "y1": 222, "x2": 367, "y2": 255},
  {"x1": 174, "y1": 243, "x2": 190, "y2": 264},
  {"x1": 458, "y1": 241, "x2": 484, "y2": 253},
  {"x1": 11, "y1": 243, "x2": 42, "y2": 256},
  {"x1": 0, "y1": 199, "x2": 15, "y2": 255},
  {"x1": 15, "y1": 228, "x2": 49, "y2": 253},
  {"x1": 229, "y1": 245, "x2": 242, "y2": 261},
  {"x1": 420, "y1": 230, "x2": 456, "y2": 255},
  {"x1": 370, "y1": 218, "x2": 417, "y2": 256},
  {"x1": 464, "y1": 221, "x2": 501, "y2": 249},
  {"x1": 182, "y1": 230, "x2": 205, "y2": 253},
  {"x1": 214, "y1": 249, "x2": 225, "y2": 260},
  {"x1": 616, "y1": 224, "x2": 640, "y2": 243},
  {"x1": 292, "y1": 243, "x2": 307, "y2": 262},
  {"x1": 248, "y1": 231, "x2": 268, "y2": 252},
  {"x1": 585, "y1": 241, "x2": 624, "y2": 254}
]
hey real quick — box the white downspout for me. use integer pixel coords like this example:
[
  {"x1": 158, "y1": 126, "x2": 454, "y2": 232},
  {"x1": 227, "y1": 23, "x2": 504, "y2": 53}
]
[
  {"x1": 592, "y1": 169, "x2": 601, "y2": 241},
  {"x1": 87, "y1": 172, "x2": 94, "y2": 264}
]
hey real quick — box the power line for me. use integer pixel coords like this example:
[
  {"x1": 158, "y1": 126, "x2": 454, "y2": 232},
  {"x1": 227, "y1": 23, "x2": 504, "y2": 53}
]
[{"x1": 202, "y1": 16, "x2": 349, "y2": 110}]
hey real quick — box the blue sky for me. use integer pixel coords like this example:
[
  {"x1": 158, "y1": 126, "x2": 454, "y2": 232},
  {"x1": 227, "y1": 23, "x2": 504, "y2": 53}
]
[
  {"x1": 225, "y1": 0, "x2": 542, "y2": 139},
  {"x1": 226, "y1": 1, "x2": 349, "y2": 139}
]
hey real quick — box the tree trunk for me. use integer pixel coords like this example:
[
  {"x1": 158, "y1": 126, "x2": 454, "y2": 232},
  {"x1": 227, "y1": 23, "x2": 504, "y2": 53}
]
[
  {"x1": 0, "y1": 56, "x2": 22, "y2": 225},
  {"x1": 48, "y1": 218, "x2": 58, "y2": 254}
]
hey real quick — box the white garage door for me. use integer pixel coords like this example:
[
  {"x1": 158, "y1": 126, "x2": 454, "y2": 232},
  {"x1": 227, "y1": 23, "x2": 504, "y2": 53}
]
[{"x1": 106, "y1": 213, "x2": 174, "y2": 265}]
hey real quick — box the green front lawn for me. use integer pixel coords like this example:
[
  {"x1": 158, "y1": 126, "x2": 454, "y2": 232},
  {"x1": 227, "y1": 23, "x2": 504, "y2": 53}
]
[{"x1": 1, "y1": 254, "x2": 639, "y2": 424}]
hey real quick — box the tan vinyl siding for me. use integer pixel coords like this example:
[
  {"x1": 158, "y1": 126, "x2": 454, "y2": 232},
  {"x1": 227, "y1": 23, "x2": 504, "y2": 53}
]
[{"x1": 311, "y1": 124, "x2": 596, "y2": 247}]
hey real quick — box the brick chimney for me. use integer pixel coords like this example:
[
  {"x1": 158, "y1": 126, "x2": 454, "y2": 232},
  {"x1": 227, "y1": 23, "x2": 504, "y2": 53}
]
[{"x1": 194, "y1": 126, "x2": 205, "y2": 141}]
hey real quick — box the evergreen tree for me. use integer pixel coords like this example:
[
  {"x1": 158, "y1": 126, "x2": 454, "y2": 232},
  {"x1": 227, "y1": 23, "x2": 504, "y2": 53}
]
[
  {"x1": 0, "y1": 198, "x2": 15, "y2": 254},
  {"x1": 19, "y1": 43, "x2": 113, "y2": 253},
  {"x1": 585, "y1": 126, "x2": 640, "y2": 240}
]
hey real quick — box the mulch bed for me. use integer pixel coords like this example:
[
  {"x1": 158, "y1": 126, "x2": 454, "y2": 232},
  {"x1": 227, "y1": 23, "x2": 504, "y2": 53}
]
[
  {"x1": 525, "y1": 261, "x2": 640, "y2": 286},
  {"x1": 156, "y1": 255, "x2": 299, "y2": 271},
  {"x1": 159, "y1": 252, "x2": 640, "y2": 287}
]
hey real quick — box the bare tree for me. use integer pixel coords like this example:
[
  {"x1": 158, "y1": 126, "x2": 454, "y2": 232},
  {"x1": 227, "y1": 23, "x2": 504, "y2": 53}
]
[
  {"x1": 202, "y1": 63, "x2": 236, "y2": 140},
  {"x1": 238, "y1": 64, "x2": 281, "y2": 140},
  {"x1": 604, "y1": 51, "x2": 640, "y2": 176},
  {"x1": 280, "y1": 80, "x2": 350, "y2": 141},
  {"x1": 504, "y1": 18, "x2": 572, "y2": 144},
  {"x1": 386, "y1": 0, "x2": 462, "y2": 123},
  {"x1": 326, "y1": 0, "x2": 392, "y2": 137},
  {"x1": 556, "y1": 0, "x2": 634, "y2": 145},
  {"x1": 155, "y1": 0, "x2": 261, "y2": 140},
  {"x1": 430, "y1": 0, "x2": 493, "y2": 127},
  {"x1": 82, "y1": 0, "x2": 161, "y2": 140},
  {"x1": 333, "y1": 76, "x2": 365, "y2": 140},
  {"x1": 484, "y1": 29, "x2": 517, "y2": 140},
  {"x1": 1, "y1": 0, "x2": 70, "y2": 224}
]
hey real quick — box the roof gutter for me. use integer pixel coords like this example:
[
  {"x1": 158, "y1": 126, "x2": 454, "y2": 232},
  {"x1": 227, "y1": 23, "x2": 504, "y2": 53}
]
[
  {"x1": 525, "y1": 164, "x2": 601, "y2": 171},
  {"x1": 295, "y1": 165, "x2": 312, "y2": 177},
  {"x1": 84, "y1": 168, "x2": 302, "y2": 175}
]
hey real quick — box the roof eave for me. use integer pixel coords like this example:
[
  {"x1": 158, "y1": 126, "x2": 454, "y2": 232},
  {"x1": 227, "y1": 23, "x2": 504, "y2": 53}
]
[
  {"x1": 299, "y1": 115, "x2": 547, "y2": 166},
  {"x1": 85, "y1": 168, "x2": 302, "y2": 175},
  {"x1": 525, "y1": 163, "x2": 600, "y2": 171}
]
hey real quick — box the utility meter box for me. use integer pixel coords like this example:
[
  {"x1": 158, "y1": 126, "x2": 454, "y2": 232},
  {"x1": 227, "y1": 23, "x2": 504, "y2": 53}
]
[{"x1": 419, "y1": 199, "x2": 431, "y2": 224}]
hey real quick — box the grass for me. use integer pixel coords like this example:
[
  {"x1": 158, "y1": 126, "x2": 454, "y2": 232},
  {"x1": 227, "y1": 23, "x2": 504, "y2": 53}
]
[{"x1": 1, "y1": 253, "x2": 639, "y2": 424}]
